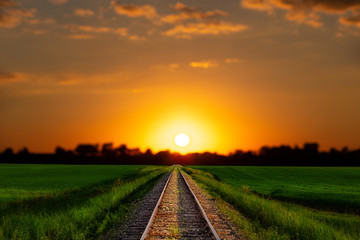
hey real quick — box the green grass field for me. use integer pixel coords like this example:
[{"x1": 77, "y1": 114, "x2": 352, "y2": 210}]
[
  {"x1": 184, "y1": 166, "x2": 360, "y2": 240},
  {"x1": 0, "y1": 164, "x2": 147, "y2": 202},
  {"x1": 2, "y1": 164, "x2": 359, "y2": 240},
  {"x1": 189, "y1": 166, "x2": 360, "y2": 212},
  {"x1": 0, "y1": 164, "x2": 170, "y2": 240}
]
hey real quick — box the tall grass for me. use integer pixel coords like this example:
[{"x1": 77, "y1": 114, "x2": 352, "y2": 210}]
[
  {"x1": 183, "y1": 167, "x2": 360, "y2": 240},
  {"x1": 0, "y1": 166, "x2": 170, "y2": 240}
]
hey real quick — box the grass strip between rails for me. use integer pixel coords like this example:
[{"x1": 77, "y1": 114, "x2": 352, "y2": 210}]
[
  {"x1": 0, "y1": 166, "x2": 171, "y2": 240},
  {"x1": 182, "y1": 167, "x2": 360, "y2": 240}
]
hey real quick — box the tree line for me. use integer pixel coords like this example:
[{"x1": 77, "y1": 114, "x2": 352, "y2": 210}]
[{"x1": 0, "y1": 142, "x2": 359, "y2": 166}]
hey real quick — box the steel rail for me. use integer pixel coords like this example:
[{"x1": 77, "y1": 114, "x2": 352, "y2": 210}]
[
  {"x1": 140, "y1": 168, "x2": 174, "y2": 240},
  {"x1": 179, "y1": 169, "x2": 221, "y2": 240}
]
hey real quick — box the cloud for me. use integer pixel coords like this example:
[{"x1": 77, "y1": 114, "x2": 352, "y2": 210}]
[
  {"x1": 57, "y1": 78, "x2": 80, "y2": 86},
  {"x1": 169, "y1": 63, "x2": 180, "y2": 69},
  {"x1": 33, "y1": 29, "x2": 47, "y2": 35},
  {"x1": 240, "y1": 0, "x2": 360, "y2": 28},
  {"x1": 0, "y1": 0, "x2": 16, "y2": 8},
  {"x1": 73, "y1": 9, "x2": 94, "y2": 17},
  {"x1": 49, "y1": 0, "x2": 67, "y2": 5},
  {"x1": 64, "y1": 25, "x2": 131, "y2": 39},
  {"x1": 128, "y1": 35, "x2": 146, "y2": 41},
  {"x1": 112, "y1": 1, "x2": 158, "y2": 19},
  {"x1": 0, "y1": 8, "x2": 36, "y2": 28},
  {"x1": 162, "y1": 2, "x2": 227, "y2": 23},
  {"x1": 285, "y1": 11, "x2": 323, "y2": 28},
  {"x1": 114, "y1": 27, "x2": 128, "y2": 36},
  {"x1": 225, "y1": 58, "x2": 241, "y2": 63},
  {"x1": 241, "y1": 0, "x2": 273, "y2": 12},
  {"x1": 0, "y1": 71, "x2": 26, "y2": 82},
  {"x1": 153, "y1": 63, "x2": 180, "y2": 71},
  {"x1": 164, "y1": 21, "x2": 248, "y2": 38},
  {"x1": 76, "y1": 25, "x2": 111, "y2": 33},
  {"x1": 339, "y1": 14, "x2": 360, "y2": 27},
  {"x1": 64, "y1": 24, "x2": 112, "y2": 33},
  {"x1": 0, "y1": 2, "x2": 36, "y2": 28},
  {"x1": 66, "y1": 34, "x2": 95, "y2": 40},
  {"x1": 189, "y1": 60, "x2": 218, "y2": 69}
]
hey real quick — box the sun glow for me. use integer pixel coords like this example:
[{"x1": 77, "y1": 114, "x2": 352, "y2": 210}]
[{"x1": 174, "y1": 133, "x2": 190, "y2": 147}]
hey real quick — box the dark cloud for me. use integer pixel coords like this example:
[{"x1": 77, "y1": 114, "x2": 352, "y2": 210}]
[
  {"x1": 0, "y1": 71, "x2": 25, "y2": 82},
  {"x1": 0, "y1": 0, "x2": 15, "y2": 8},
  {"x1": 162, "y1": 2, "x2": 227, "y2": 23},
  {"x1": 241, "y1": 0, "x2": 360, "y2": 27},
  {"x1": 0, "y1": 1, "x2": 36, "y2": 28},
  {"x1": 112, "y1": 1, "x2": 158, "y2": 19},
  {"x1": 340, "y1": 14, "x2": 360, "y2": 27}
]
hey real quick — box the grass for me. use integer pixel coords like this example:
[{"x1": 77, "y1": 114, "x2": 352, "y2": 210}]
[
  {"x1": 183, "y1": 167, "x2": 360, "y2": 240},
  {"x1": 168, "y1": 225, "x2": 181, "y2": 240},
  {"x1": 0, "y1": 164, "x2": 147, "y2": 202},
  {"x1": 189, "y1": 166, "x2": 360, "y2": 213},
  {"x1": 0, "y1": 164, "x2": 170, "y2": 240}
]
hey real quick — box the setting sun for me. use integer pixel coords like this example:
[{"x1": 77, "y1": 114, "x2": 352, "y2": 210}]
[{"x1": 174, "y1": 133, "x2": 190, "y2": 147}]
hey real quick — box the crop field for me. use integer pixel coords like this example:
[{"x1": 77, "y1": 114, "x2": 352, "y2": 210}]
[
  {"x1": 0, "y1": 164, "x2": 170, "y2": 240},
  {"x1": 1, "y1": 164, "x2": 359, "y2": 240},
  {"x1": 189, "y1": 166, "x2": 360, "y2": 212},
  {"x1": 0, "y1": 164, "x2": 151, "y2": 202},
  {"x1": 184, "y1": 166, "x2": 360, "y2": 240}
]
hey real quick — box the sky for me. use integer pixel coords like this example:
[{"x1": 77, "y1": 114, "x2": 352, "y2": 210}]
[{"x1": 0, "y1": 0, "x2": 360, "y2": 154}]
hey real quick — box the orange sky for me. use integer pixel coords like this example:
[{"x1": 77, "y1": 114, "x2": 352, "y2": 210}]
[{"x1": 1, "y1": 0, "x2": 360, "y2": 154}]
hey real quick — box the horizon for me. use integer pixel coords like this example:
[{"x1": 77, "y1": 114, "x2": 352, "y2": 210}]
[
  {"x1": 2, "y1": 141, "x2": 357, "y2": 156},
  {"x1": 1, "y1": 0, "x2": 360, "y2": 154}
]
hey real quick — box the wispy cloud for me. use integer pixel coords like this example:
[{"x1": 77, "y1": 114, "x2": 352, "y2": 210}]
[
  {"x1": 189, "y1": 60, "x2": 218, "y2": 69},
  {"x1": 225, "y1": 58, "x2": 241, "y2": 63},
  {"x1": 162, "y1": 2, "x2": 227, "y2": 23},
  {"x1": 63, "y1": 24, "x2": 132, "y2": 39},
  {"x1": 240, "y1": 0, "x2": 360, "y2": 28},
  {"x1": 49, "y1": 0, "x2": 67, "y2": 5},
  {"x1": 0, "y1": 4, "x2": 36, "y2": 28},
  {"x1": 66, "y1": 34, "x2": 95, "y2": 40},
  {"x1": 164, "y1": 21, "x2": 248, "y2": 38},
  {"x1": 73, "y1": 9, "x2": 94, "y2": 17},
  {"x1": 339, "y1": 14, "x2": 360, "y2": 28},
  {"x1": 0, "y1": 0, "x2": 16, "y2": 8},
  {"x1": 114, "y1": 28, "x2": 128, "y2": 36},
  {"x1": 128, "y1": 35, "x2": 146, "y2": 41},
  {"x1": 112, "y1": 1, "x2": 158, "y2": 19},
  {"x1": 0, "y1": 71, "x2": 26, "y2": 83}
]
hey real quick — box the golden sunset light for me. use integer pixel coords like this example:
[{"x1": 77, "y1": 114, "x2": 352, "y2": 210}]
[
  {"x1": 1, "y1": 1, "x2": 360, "y2": 238},
  {"x1": 0, "y1": 0, "x2": 359, "y2": 154},
  {"x1": 174, "y1": 133, "x2": 190, "y2": 148}
]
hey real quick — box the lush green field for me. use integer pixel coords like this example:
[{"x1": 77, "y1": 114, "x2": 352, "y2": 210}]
[
  {"x1": 190, "y1": 166, "x2": 360, "y2": 212},
  {"x1": 0, "y1": 164, "x2": 147, "y2": 202},
  {"x1": 184, "y1": 166, "x2": 360, "y2": 240},
  {"x1": 0, "y1": 164, "x2": 170, "y2": 240}
]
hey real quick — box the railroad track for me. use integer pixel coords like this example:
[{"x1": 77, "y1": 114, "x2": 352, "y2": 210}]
[{"x1": 140, "y1": 167, "x2": 221, "y2": 240}]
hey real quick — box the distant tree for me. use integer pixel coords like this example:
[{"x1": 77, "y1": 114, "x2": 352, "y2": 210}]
[
  {"x1": 2, "y1": 148, "x2": 13, "y2": 155},
  {"x1": 144, "y1": 148, "x2": 153, "y2": 156},
  {"x1": 259, "y1": 146, "x2": 270, "y2": 156},
  {"x1": 117, "y1": 144, "x2": 127, "y2": 156},
  {"x1": 18, "y1": 147, "x2": 29, "y2": 155},
  {"x1": 330, "y1": 147, "x2": 340, "y2": 157},
  {"x1": 156, "y1": 150, "x2": 171, "y2": 158},
  {"x1": 234, "y1": 150, "x2": 244, "y2": 156},
  {"x1": 342, "y1": 147, "x2": 349, "y2": 154},
  {"x1": 55, "y1": 146, "x2": 67, "y2": 155},
  {"x1": 101, "y1": 143, "x2": 115, "y2": 156},
  {"x1": 303, "y1": 142, "x2": 319, "y2": 154},
  {"x1": 127, "y1": 148, "x2": 142, "y2": 156},
  {"x1": 75, "y1": 144, "x2": 99, "y2": 156}
]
